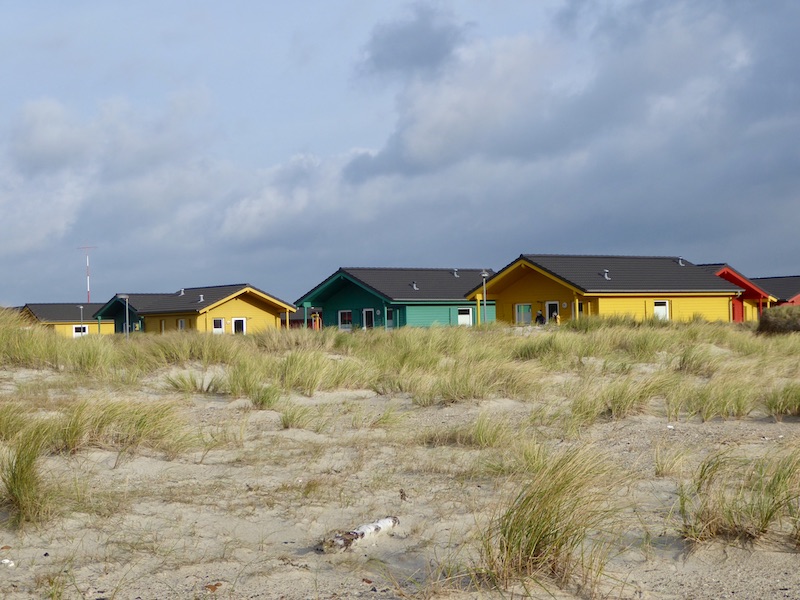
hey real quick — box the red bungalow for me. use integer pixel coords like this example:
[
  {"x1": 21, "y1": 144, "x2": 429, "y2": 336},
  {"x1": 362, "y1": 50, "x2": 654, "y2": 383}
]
[{"x1": 699, "y1": 264, "x2": 776, "y2": 322}]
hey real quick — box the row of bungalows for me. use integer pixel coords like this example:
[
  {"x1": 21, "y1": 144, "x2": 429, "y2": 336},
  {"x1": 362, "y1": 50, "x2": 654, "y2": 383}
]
[
  {"x1": 18, "y1": 284, "x2": 296, "y2": 337},
  {"x1": 13, "y1": 256, "x2": 800, "y2": 337},
  {"x1": 295, "y1": 255, "x2": 799, "y2": 329}
]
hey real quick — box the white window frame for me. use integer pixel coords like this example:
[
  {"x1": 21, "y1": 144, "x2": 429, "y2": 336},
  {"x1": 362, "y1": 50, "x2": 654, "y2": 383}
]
[
  {"x1": 515, "y1": 303, "x2": 533, "y2": 325},
  {"x1": 212, "y1": 318, "x2": 225, "y2": 334},
  {"x1": 653, "y1": 300, "x2": 670, "y2": 320},
  {"x1": 385, "y1": 308, "x2": 394, "y2": 329},
  {"x1": 232, "y1": 318, "x2": 247, "y2": 334},
  {"x1": 160, "y1": 319, "x2": 166, "y2": 333},
  {"x1": 362, "y1": 308, "x2": 375, "y2": 329},
  {"x1": 177, "y1": 318, "x2": 186, "y2": 331},
  {"x1": 545, "y1": 301, "x2": 560, "y2": 322},
  {"x1": 338, "y1": 310, "x2": 353, "y2": 331},
  {"x1": 457, "y1": 306, "x2": 473, "y2": 326},
  {"x1": 73, "y1": 325, "x2": 88, "y2": 338}
]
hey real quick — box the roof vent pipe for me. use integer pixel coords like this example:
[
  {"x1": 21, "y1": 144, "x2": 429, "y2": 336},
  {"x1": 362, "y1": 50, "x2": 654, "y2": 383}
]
[
  {"x1": 678, "y1": 256, "x2": 685, "y2": 266},
  {"x1": 198, "y1": 294, "x2": 204, "y2": 303},
  {"x1": 179, "y1": 289, "x2": 185, "y2": 296},
  {"x1": 411, "y1": 281, "x2": 419, "y2": 291},
  {"x1": 603, "y1": 269, "x2": 611, "y2": 281},
  {"x1": 453, "y1": 269, "x2": 459, "y2": 277}
]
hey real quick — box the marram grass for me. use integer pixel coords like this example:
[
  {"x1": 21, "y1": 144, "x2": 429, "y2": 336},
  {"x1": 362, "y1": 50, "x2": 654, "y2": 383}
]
[{"x1": 477, "y1": 446, "x2": 622, "y2": 594}]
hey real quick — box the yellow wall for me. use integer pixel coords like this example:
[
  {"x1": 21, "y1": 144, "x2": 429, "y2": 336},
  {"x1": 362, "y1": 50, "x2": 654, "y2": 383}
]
[
  {"x1": 143, "y1": 293, "x2": 288, "y2": 334},
  {"x1": 489, "y1": 263, "x2": 734, "y2": 323},
  {"x1": 492, "y1": 267, "x2": 586, "y2": 323},
  {"x1": 596, "y1": 296, "x2": 732, "y2": 321},
  {"x1": 743, "y1": 300, "x2": 761, "y2": 322},
  {"x1": 51, "y1": 321, "x2": 116, "y2": 337}
]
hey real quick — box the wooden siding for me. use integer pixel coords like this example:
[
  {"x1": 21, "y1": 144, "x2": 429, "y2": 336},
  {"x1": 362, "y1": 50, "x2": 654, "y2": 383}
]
[
  {"x1": 51, "y1": 321, "x2": 116, "y2": 337},
  {"x1": 318, "y1": 284, "x2": 392, "y2": 329},
  {"x1": 596, "y1": 296, "x2": 731, "y2": 321},
  {"x1": 492, "y1": 268, "x2": 581, "y2": 324},
  {"x1": 143, "y1": 295, "x2": 285, "y2": 334},
  {"x1": 489, "y1": 264, "x2": 734, "y2": 323}
]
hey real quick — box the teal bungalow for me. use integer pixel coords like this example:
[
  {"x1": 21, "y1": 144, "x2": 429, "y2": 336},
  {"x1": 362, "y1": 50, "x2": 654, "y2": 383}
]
[{"x1": 295, "y1": 267, "x2": 496, "y2": 330}]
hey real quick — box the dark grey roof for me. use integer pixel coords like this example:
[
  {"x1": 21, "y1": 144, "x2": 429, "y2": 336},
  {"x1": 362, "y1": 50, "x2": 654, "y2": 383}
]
[
  {"x1": 101, "y1": 284, "x2": 295, "y2": 317},
  {"x1": 298, "y1": 267, "x2": 494, "y2": 304},
  {"x1": 517, "y1": 254, "x2": 743, "y2": 293},
  {"x1": 24, "y1": 303, "x2": 109, "y2": 322},
  {"x1": 750, "y1": 276, "x2": 800, "y2": 302}
]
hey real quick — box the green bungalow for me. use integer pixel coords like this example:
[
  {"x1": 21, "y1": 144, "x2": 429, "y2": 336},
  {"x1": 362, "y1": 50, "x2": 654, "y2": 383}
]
[{"x1": 295, "y1": 267, "x2": 496, "y2": 330}]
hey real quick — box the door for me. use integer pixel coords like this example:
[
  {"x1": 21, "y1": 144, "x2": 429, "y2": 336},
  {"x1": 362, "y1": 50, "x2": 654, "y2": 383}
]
[
  {"x1": 515, "y1": 304, "x2": 532, "y2": 325},
  {"x1": 653, "y1": 301, "x2": 669, "y2": 320},
  {"x1": 457, "y1": 307, "x2": 473, "y2": 326},
  {"x1": 212, "y1": 318, "x2": 225, "y2": 334},
  {"x1": 385, "y1": 308, "x2": 394, "y2": 329},
  {"x1": 546, "y1": 301, "x2": 559, "y2": 322},
  {"x1": 232, "y1": 318, "x2": 246, "y2": 334},
  {"x1": 362, "y1": 308, "x2": 375, "y2": 329},
  {"x1": 731, "y1": 298, "x2": 744, "y2": 323}
]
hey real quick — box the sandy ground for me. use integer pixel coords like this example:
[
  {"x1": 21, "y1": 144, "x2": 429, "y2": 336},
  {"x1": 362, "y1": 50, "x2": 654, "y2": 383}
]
[{"x1": 2, "y1": 367, "x2": 800, "y2": 599}]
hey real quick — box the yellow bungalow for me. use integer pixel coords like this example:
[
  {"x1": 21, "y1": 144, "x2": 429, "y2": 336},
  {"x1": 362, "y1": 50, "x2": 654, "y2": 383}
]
[
  {"x1": 93, "y1": 284, "x2": 296, "y2": 334},
  {"x1": 20, "y1": 303, "x2": 116, "y2": 337},
  {"x1": 467, "y1": 254, "x2": 744, "y2": 324}
]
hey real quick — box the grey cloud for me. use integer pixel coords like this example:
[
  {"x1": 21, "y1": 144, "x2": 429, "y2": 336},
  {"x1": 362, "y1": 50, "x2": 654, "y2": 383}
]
[
  {"x1": 10, "y1": 99, "x2": 94, "y2": 175},
  {"x1": 345, "y1": 1, "x2": 800, "y2": 182},
  {"x1": 357, "y1": 4, "x2": 468, "y2": 80}
]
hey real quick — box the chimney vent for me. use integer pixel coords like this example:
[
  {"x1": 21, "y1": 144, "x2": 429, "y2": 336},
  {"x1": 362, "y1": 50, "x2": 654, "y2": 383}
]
[
  {"x1": 411, "y1": 281, "x2": 419, "y2": 291},
  {"x1": 678, "y1": 256, "x2": 685, "y2": 266},
  {"x1": 179, "y1": 289, "x2": 185, "y2": 296},
  {"x1": 198, "y1": 294, "x2": 204, "y2": 303},
  {"x1": 603, "y1": 269, "x2": 611, "y2": 281},
  {"x1": 453, "y1": 269, "x2": 459, "y2": 277}
]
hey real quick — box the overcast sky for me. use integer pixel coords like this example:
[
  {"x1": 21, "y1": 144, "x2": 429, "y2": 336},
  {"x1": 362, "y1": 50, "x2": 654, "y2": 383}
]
[{"x1": 2, "y1": 1, "x2": 798, "y2": 307}]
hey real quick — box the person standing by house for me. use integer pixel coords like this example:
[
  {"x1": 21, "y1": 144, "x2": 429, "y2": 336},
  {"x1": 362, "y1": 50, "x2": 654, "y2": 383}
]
[
  {"x1": 535, "y1": 310, "x2": 545, "y2": 325},
  {"x1": 552, "y1": 312, "x2": 560, "y2": 325}
]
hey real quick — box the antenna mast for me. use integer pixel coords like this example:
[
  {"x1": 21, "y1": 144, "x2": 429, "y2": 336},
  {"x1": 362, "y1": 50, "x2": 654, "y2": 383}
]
[{"x1": 77, "y1": 246, "x2": 97, "y2": 303}]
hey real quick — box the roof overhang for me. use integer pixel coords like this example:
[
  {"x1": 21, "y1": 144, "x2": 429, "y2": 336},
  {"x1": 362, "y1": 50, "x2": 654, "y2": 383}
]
[
  {"x1": 202, "y1": 286, "x2": 296, "y2": 314},
  {"x1": 466, "y1": 256, "x2": 584, "y2": 299}
]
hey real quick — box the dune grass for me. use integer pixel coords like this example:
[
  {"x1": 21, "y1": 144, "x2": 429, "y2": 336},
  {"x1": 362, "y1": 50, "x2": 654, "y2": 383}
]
[
  {"x1": 678, "y1": 449, "x2": 800, "y2": 542},
  {"x1": 477, "y1": 445, "x2": 623, "y2": 594}
]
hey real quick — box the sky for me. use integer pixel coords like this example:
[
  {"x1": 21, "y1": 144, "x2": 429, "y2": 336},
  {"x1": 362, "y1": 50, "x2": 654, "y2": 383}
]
[{"x1": 2, "y1": 1, "x2": 799, "y2": 307}]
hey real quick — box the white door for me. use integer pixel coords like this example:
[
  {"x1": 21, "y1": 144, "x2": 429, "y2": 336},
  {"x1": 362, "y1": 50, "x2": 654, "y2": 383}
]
[
  {"x1": 653, "y1": 301, "x2": 669, "y2": 320},
  {"x1": 385, "y1": 308, "x2": 394, "y2": 329},
  {"x1": 457, "y1": 307, "x2": 473, "y2": 326},
  {"x1": 212, "y1": 318, "x2": 225, "y2": 334}
]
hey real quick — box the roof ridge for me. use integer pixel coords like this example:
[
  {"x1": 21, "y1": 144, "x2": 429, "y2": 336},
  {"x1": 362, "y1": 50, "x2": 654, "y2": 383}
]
[{"x1": 523, "y1": 253, "x2": 687, "y2": 260}]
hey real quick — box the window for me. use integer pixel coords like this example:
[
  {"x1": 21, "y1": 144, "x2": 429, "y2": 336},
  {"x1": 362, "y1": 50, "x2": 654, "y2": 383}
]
[
  {"x1": 177, "y1": 318, "x2": 186, "y2": 331},
  {"x1": 515, "y1": 304, "x2": 532, "y2": 325},
  {"x1": 212, "y1": 318, "x2": 224, "y2": 334},
  {"x1": 653, "y1": 301, "x2": 669, "y2": 320},
  {"x1": 457, "y1": 307, "x2": 473, "y2": 326},
  {"x1": 160, "y1": 319, "x2": 166, "y2": 333},
  {"x1": 73, "y1": 325, "x2": 87, "y2": 338},
  {"x1": 338, "y1": 310, "x2": 353, "y2": 331},
  {"x1": 232, "y1": 318, "x2": 246, "y2": 334},
  {"x1": 362, "y1": 308, "x2": 375, "y2": 329}
]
